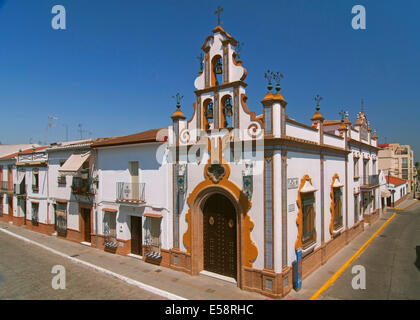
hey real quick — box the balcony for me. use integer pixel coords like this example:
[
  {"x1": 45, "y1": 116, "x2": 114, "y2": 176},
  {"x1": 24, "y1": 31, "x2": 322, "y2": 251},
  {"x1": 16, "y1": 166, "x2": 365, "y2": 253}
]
[
  {"x1": 360, "y1": 175, "x2": 379, "y2": 189},
  {"x1": 71, "y1": 177, "x2": 93, "y2": 196},
  {"x1": 116, "y1": 182, "x2": 145, "y2": 204}
]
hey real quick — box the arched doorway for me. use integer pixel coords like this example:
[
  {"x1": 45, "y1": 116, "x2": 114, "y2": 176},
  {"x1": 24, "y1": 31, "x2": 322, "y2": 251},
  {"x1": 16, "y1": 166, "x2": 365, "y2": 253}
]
[{"x1": 202, "y1": 193, "x2": 237, "y2": 279}]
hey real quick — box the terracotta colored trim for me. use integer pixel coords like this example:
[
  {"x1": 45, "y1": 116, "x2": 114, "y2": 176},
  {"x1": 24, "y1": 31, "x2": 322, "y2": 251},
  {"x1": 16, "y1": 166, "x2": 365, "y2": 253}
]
[
  {"x1": 295, "y1": 175, "x2": 317, "y2": 250},
  {"x1": 102, "y1": 208, "x2": 117, "y2": 213},
  {"x1": 212, "y1": 25, "x2": 238, "y2": 46},
  {"x1": 182, "y1": 160, "x2": 257, "y2": 269},
  {"x1": 240, "y1": 94, "x2": 263, "y2": 127},
  {"x1": 329, "y1": 174, "x2": 343, "y2": 236},
  {"x1": 232, "y1": 52, "x2": 247, "y2": 81},
  {"x1": 92, "y1": 139, "x2": 159, "y2": 149},
  {"x1": 201, "y1": 35, "x2": 214, "y2": 50},
  {"x1": 195, "y1": 80, "x2": 247, "y2": 95},
  {"x1": 143, "y1": 213, "x2": 162, "y2": 218}
]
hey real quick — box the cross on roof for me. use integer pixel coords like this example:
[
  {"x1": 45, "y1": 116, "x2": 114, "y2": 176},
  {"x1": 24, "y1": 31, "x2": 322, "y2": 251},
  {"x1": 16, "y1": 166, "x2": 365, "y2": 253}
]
[{"x1": 215, "y1": 6, "x2": 223, "y2": 25}]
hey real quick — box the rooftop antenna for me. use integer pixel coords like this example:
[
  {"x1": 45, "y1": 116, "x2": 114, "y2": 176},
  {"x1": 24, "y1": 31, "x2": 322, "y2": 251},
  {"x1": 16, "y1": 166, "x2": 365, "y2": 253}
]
[
  {"x1": 45, "y1": 115, "x2": 59, "y2": 145},
  {"x1": 62, "y1": 124, "x2": 69, "y2": 141},
  {"x1": 78, "y1": 124, "x2": 83, "y2": 139}
]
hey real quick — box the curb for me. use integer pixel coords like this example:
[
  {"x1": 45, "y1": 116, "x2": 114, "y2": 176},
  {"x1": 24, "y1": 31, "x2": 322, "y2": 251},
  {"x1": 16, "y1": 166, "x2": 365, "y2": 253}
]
[{"x1": 0, "y1": 226, "x2": 187, "y2": 300}]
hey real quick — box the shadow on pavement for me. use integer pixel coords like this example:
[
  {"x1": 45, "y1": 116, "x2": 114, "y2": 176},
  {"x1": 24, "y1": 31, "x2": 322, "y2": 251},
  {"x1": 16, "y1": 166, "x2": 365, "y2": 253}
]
[{"x1": 415, "y1": 246, "x2": 420, "y2": 272}]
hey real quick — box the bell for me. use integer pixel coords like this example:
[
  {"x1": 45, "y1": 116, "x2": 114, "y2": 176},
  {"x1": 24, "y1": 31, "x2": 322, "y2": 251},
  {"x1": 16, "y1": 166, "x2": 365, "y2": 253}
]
[
  {"x1": 205, "y1": 102, "x2": 214, "y2": 120},
  {"x1": 223, "y1": 98, "x2": 233, "y2": 118},
  {"x1": 214, "y1": 59, "x2": 223, "y2": 75}
]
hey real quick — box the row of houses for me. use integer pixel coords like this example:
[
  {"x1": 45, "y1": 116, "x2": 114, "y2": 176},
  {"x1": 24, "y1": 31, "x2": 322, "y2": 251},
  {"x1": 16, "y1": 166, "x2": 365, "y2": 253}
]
[{"x1": 0, "y1": 23, "x2": 412, "y2": 298}]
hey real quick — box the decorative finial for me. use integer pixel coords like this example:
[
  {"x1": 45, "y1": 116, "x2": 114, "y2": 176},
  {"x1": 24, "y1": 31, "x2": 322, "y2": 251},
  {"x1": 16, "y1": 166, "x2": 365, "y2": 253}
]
[
  {"x1": 273, "y1": 72, "x2": 284, "y2": 92},
  {"x1": 172, "y1": 93, "x2": 184, "y2": 109},
  {"x1": 215, "y1": 6, "x2": 223, "y2": 26},
  {"x1": 339, "y1": 110, "x2": 346, "y2": 122},
  {"x1": 236, "y1": 42, "x2": 244, "y2": 60},
  {"x1": 361, "y1": 98, "x2": 365, "y2": 112},
  {"x1": 197, "y1": 52, "x2": 203, "y2": 72},
  {"x1": 264, "y1": 70, "x2": 274, "y2": 92},
  {"x1": 314, "y1": 94, "x2": 323, "y2": 112}
]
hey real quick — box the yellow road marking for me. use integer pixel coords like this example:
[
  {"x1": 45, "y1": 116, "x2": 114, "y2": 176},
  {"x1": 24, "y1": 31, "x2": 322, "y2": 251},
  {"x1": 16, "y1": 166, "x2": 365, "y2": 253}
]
[
  {"x1": 394, "y1": 199, "x2": 419, "y2": 211},
  {"x1": 309, "y1": 212, "x2": 398, "y2": 300}
]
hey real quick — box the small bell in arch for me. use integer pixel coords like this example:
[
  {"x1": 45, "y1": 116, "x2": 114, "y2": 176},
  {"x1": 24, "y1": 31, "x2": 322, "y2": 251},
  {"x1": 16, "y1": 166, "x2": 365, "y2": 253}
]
[
  {"x1": 224, "y1": 97, "x2": 233, "y2": 117},
  {"x1": 205, "y1": 101, "x2": 214, "y2": 120},
  {"x1": 214, "y1": 58, "x2": 223, "y2": 75},
  {"x1": 223, "y1": 97, "x2": 233, "y2": 127}
]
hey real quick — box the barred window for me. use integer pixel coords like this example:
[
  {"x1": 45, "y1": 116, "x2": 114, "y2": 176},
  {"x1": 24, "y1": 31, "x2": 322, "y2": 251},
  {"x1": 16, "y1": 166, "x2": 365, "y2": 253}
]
[
  {"x1": 31, "y1": 202, "x2": 39, "y2": 226},
  {"x1": 103, "y1": 211, "x2": 117, "y2": 245}
]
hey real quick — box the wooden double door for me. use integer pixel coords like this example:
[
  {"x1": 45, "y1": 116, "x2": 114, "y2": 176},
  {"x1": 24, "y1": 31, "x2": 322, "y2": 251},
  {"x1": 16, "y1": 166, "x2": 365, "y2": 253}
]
[{"x1": 203, "y1": 193, "x2": 237, "y2": 279}]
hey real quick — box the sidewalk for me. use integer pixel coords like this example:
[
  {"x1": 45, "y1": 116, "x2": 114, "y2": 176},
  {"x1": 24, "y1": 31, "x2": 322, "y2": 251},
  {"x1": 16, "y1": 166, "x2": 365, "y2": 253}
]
[
  {"x1": 388, "y1": 193, "x2": 418, "y2": 212},
  {"x1": 284, "y1": 198, "x2": 419, "y2": 300},
  {"x1": 0, "y1": 221, "x2": 266, "y2": 300}
]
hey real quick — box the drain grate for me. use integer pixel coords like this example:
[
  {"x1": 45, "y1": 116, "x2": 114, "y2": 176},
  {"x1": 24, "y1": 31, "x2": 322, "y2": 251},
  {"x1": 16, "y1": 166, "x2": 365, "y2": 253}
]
[
  {"x1": 70, "y1": 254, "x2": 79, "y2": 257},
  {"x1": 155, "y1": 269, "x2": 162, "y2": 273},
  {"x1": 380, "y1": 235, "x2": 387, "y2": 238},
  {"x1": 206, "y1": 288, "x2": 216, "y2": 293}
]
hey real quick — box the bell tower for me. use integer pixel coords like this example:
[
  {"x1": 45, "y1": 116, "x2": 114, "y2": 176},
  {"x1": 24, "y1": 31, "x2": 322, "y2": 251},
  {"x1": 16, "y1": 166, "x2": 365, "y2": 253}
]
[{"x1": 191, "y1": 7, "x2": 249, "y2": 136}]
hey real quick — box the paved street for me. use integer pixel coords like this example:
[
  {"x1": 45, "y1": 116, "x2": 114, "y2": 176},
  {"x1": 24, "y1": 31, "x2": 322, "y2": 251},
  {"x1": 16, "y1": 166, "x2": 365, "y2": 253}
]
[
  {"x1": 0, "y1": 221, "x2": 265, "y2": 300},
  {"x1": 317, "y1": 201, "x2": 420, "y2": 299},
  {"x1": 287, "y1": 198, "x2": 420, "y2": 300},
  {"x1": 0, "y1": 231, "x2": 162, "y2": 300}
]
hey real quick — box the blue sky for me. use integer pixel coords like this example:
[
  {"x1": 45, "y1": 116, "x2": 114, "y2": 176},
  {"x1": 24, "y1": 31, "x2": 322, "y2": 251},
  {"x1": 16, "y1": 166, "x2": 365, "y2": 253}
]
[{"x1": 0, "y1": 0, "x2": 419, "y2": 159}]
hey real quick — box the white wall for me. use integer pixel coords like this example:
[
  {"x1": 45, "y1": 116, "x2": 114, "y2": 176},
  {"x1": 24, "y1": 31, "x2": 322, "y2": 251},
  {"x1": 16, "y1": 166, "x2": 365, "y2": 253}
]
[{"x1": 96, "y1": 142, "x2": 169, "y2": 250}]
